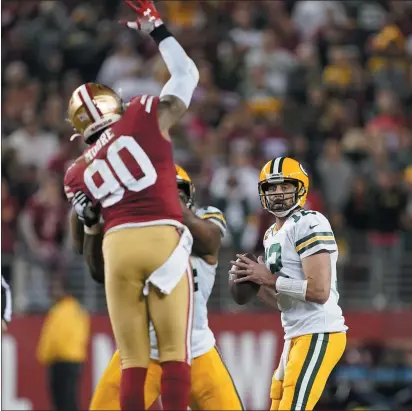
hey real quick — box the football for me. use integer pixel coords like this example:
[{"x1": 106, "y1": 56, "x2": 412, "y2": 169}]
[{"x1": 229, "y1": 253, "x2": 261, "y2": 305}]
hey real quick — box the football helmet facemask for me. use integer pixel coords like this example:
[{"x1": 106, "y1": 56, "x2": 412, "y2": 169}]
[
  {"x1": 175, "y1": 164, "x2": 195, "y2": 209},
  {"x1": 258, "y1": 157, "x2": 309, "y2": 217},
  {"x1": 68, "y1": 83, "x2": 125, "y2": 144}
]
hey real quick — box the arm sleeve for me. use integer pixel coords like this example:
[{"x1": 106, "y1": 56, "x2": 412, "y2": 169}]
[
  {"x1": 196, "y1": 206, "x2": 227, "y2": 237},
  {"x1": 294, "y1": 212, "x2": 337, "y2": 259},
  {"x1": 158, "y1": 37, "x2": 199, "y2": 108},
  {"x1": 63, "y1": 158, "x2": 91, "y2": 204},
  {"x1": 1, "y1": 276, "x2": 12, "y2": 323},
  {"x1": 64, "y1": 162, "x2": 78, "y2": 203}
]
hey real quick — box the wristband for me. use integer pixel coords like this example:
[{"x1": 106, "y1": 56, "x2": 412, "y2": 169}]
[
  {"x1": 275, "y1": 277, "x2": 307, "y2": 301},
  {"x1": 84, "y1": 224, "x2": 101, "y2": 235},
  {"x1": 150, "y1": 24, "x2": 173, "y2": 45}
]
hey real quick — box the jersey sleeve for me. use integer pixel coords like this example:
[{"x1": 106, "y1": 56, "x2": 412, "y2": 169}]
[
  {"x1": 63, "y1": 159, "x2": 85, "y2": 204},
  {"x1": 293, "y1": 211, "x2": 337, "y2": 259},
  {"x1": 196, "y1": 206, "x2": 227, "y2": 237},
  {"x1": 263, "y1": 224, "x2": 276, "y2": 251},
  {"x1": 128, "y1": 95, "x2": 160, "y2": 115}
]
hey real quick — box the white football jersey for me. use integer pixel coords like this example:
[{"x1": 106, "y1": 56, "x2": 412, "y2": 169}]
[
  {"x1": 150, "y1": 206, "x2": 226, "y2": 359},
  {"x1": 263, "y1": 209, "x2": 347, "y2": 339}
]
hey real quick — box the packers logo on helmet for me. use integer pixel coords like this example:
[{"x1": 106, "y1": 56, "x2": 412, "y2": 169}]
[
  {"x1": 68, "y1": 83, "x2": 124, "y2": 143},
  {"x1": 175, "y1": 164, "x2": 195, "y2": 208},
  {"x1": 258, "y1": 157, "x2": 309, "y2": 217}
]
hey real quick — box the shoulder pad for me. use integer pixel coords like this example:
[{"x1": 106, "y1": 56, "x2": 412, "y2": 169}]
[
  {"x1": 293, "y1": 210, "x2": 336, "y2": 258},
  {"x1": 292, "y1": 210, "x2": 330, "y2": 230},
  {"x1": 129, "y1": 95, "x2": 159, "y2": 114},
  {"x1": 196, "y1": 206, "x2": 227, "y2": 236},
  {"x1": 63, "y1": 155, "x2": 85, "y2": 201}
]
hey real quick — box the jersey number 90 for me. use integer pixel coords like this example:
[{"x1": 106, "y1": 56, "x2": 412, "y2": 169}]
[{"x1": 83, "y1": 136, "x2": 157, "y2": 207}]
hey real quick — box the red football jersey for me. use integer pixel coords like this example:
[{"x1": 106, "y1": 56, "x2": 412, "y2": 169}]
[
  {"x1": 64, "y1": 96, "x2": 183, "y2": 233},
  {"x1": 24, "y1": 194, "x2": 68, "y2": 245}
]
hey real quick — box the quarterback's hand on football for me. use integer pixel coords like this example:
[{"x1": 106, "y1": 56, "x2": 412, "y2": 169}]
[
  {"x1": 72, "y1": 191, "x2": 101, "y2": 228},
  {"x1": 230, "y1": 254, "x2": 277, "y2": 287},
  {"x1": 120, "y1": 0, "x2": 163, "y2": 34}
]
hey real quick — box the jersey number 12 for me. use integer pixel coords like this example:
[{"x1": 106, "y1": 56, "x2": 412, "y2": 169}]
[{"x1": 266, "y1": 243, "x2": 283, "y2": 274}]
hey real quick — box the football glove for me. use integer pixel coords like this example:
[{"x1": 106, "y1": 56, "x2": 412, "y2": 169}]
[
  {"x1": 72, "y1": 191, "x2": 101, "y2": 228},
  {"x1": 120, "y1": 0, "x2": 163, "y2": 34}
]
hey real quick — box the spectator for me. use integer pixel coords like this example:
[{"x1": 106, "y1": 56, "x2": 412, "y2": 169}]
[
  {"x1": 286, "y1": 42, "x2": 322, "y2": 106},
  {"x1": 245, "y1": 28, "x2": 297, "y2": 98},
  {"x1": 37, "y1": 277, "x2": 90, "y2": 411},
  {"x1": 368, "y1": 170, "x2": 408, "y2": 307},
  {"x1": 229, "y1": 4, "x2": 263, "y2": 51},
  {"x1": 343, "y1": 177, "x2": 371, "y2": 232},
  {"x1": 47, "y1": 127, "x2": 85, "y2": 179},
  {"x1": 368, "y1": 24, "x2": 410, "y2": 98},
  {"x1": 5, "y1": 109, "x2": 59, "y2": 170},
  {"x1": 210, "y1": 150, "x2": 260, "y2": 250},
  {"x1": 18, "y1": 172, "x2": 69, "y2": 311},
  {"x1": 317, "y1": 139, "x2": 354, "y2": 213},
  {"x1": 291, "y1": 1, "x2": 348, "y2": 41},
  {"x1": 1, "y1": 179, "x2": 18, "y2": 286},
  {"x1": 97, "y1": 31, "x2": 143, "y2": 89},
  {"x1": 366, "y1": 89, "x2": 406, "y2": 152},
  {"x1": 2, "y1": 61, "x2": 40, "y2": 135}
]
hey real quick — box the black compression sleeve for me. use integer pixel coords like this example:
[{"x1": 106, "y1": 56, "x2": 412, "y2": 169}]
[{"x1": 150, "y1": 24, "x2": 173, "y2": 45}]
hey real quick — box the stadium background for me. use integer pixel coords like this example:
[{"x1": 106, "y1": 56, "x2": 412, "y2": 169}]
[{"x1": 2, "y1": 0, "x2": 412, "y2": 409}]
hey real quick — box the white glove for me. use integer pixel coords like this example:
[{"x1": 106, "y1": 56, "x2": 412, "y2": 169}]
[{"x1": 72, "y1": 191, "x2": 101, "y2": 228}]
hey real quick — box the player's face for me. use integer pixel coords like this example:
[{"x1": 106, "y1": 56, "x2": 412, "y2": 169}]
[
  {"x1": 265, "y1": 182, "x2": 297, "y2": 211},
  {"x1": 178, "y1": 187, "x2": 189, "y2": 206}
]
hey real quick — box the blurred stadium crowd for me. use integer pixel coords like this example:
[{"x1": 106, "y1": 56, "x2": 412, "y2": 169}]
[
  {"x1": 3, "y1": 0, "x2": 412, "y2": 310},
  {"x1": 2, "y1": 1, "x2": 412, "y2": 409}
]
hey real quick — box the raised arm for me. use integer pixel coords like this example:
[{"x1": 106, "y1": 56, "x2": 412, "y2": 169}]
[
  {"x1": 181, "y1": 203, "x2": 224, "y2": 265},
  {"x1": 122, "y1": 0, "x2": 199, "y2": 135}
]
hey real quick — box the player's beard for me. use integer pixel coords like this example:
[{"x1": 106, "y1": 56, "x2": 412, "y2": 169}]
[{"x1": 267, "y1": 193, "x2": 295, "y2": 212}]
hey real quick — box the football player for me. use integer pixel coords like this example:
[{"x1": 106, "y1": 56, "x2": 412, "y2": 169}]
[
  {"x1": 80, "y1": 165, "x2": 243, "y2": 410},
  {"x1": 230, "y1": 157, "x2": 347, "y2": 410},
  {"x1": 63, "y1": 1, "x2": 200, "y2": 409}
]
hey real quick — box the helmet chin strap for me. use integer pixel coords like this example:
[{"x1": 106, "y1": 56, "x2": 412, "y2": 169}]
[{"x1": 270, "y1": 202, "x2": 300, "y2": 218}]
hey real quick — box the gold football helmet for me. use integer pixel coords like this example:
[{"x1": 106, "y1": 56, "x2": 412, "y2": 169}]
[
  {"x1": 258, "y1": 157, "x2": 309, "y2": 217},
  {"x1": 68, "y1": 83, "x2": 124, "y2": 143},
  {"x1": 175, "y1": 164, "x2": 195, "y2": 208}
]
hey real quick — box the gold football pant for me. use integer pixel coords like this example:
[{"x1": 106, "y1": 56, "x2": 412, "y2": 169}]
[
  {"x1": 103, "y1": 226, "x2": 193, "y2": 369},
  {"x1": 270, "y1": 332, "x2": 346, "y2": 411},
  {"x1": 89, "y1": 347, "x2": 244, "y2": 410}
]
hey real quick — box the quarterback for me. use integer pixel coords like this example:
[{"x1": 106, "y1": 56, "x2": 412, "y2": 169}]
[
  {"x1": 71, "y1": 165, "x2": 243, "y2": 410},
  {"x1": 64, "y1": 1, "x2": 200, "y2": 409},
  {"x1": 230, "y1": 157, "x2": 347, "y2": 410}
]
